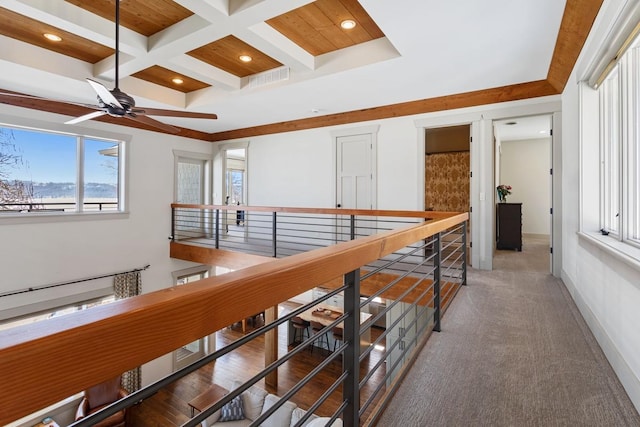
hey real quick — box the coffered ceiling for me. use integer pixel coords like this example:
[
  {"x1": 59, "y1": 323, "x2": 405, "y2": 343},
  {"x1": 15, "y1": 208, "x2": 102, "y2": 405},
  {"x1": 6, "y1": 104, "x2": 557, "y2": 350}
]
[{"x1": 0, "y1": 0, "x2": 602, "y2": 139}]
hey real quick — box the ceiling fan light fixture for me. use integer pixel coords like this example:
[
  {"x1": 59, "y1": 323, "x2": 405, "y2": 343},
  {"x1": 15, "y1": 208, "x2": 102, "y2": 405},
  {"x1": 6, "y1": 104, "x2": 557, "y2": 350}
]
[
  {"x1": 340, "y1": 19, "x2": 356, "y2": 30},
  {"x1": 172, "y1": 78, "x2": 184, "y2": 85},
  {"x1": 239, "y1": 55, "x2": 252, "y2": 63},
  {"x1": 44, "y1": 33, "x2": 62, "y2": 42},
  {"x1": 32, "y1": 0, "x2": 215, "y2": 135}
]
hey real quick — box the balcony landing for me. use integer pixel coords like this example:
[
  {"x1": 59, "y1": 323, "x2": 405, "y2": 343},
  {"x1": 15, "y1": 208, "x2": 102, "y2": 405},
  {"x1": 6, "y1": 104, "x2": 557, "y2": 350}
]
[{"x1": 376, "y1": 236, "x2": 640, "y2": 425}]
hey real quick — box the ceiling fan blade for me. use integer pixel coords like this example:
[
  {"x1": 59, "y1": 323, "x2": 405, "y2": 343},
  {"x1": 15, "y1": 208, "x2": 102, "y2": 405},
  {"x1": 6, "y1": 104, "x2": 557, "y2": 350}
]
[
  {"x1": 134, "y1": 107, "x2": 217, "y2": 120},
  {"x1": 87, "y1": 79, "x2": 123, "y2": 109},
  {"x1": 65, "y1": 110, "x2": 107, "y2": 125},
  {"x1": 126, "y1": 114, "x2": 180, "y2": 134},
  {"x1": 0, "y1": 91, "x2": 51, "y2": 101},
  {"x1": 0, "y1": 90, "x2": 102, "y2": 110}
]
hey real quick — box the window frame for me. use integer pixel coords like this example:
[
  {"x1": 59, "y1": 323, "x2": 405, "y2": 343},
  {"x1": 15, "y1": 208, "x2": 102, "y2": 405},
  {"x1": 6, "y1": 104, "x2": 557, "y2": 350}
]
[
  {"x1": 173, "y1": 150, "x2": 211, "y2": 205},
  {"x1": 599, "y1": 41, "x2": 640, "y2": 248},
  {"x1": 0, "y1": 294, "x2": 116, "y2": 332},
  {"x1": 0, "y1": 116, "x2": 129, "y2": 222}
]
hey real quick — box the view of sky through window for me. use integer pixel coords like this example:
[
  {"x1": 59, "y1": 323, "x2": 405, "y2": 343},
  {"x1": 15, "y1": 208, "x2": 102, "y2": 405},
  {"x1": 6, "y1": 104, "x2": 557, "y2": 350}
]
[{"x1": 1, "y1": 126, "x2": 120, "y2": 210}]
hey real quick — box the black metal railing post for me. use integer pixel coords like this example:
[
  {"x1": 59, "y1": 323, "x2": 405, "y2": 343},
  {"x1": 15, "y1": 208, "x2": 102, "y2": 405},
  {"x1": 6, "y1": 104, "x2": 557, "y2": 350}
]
[
  {"x1": 433, "y1": 232, "x2": 441, "y2": 332},
  {"x1": 272, "y1": 212, "x2": 277, "y2": 257},
  {"x1": 343, "y1": 268, "x2": 361, "y2": 427},
  {"x1": 462, "y1": 221, "x2": 468, "y2": 286},
  {"x1": 171, "y1": 207, "x2": 176, "y2": 241},
  {"x1": 215, "y1": 209, "x2": 220, "y2": 249},
  {"x1": 350, "y1": 214, "x2": 356, "y2": 240}
]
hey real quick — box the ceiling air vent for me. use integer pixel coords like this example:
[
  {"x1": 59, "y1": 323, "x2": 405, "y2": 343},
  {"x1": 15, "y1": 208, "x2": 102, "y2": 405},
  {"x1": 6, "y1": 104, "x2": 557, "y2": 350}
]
[{"x1": 248, "y1": 67, "x2": 289, "y2": 88}]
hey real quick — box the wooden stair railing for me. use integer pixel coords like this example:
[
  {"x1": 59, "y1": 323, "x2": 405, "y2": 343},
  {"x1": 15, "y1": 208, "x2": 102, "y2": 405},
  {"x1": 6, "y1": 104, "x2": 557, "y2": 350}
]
[{"x1": 0, "y1": 211, "x2": 467, "y2": 425}]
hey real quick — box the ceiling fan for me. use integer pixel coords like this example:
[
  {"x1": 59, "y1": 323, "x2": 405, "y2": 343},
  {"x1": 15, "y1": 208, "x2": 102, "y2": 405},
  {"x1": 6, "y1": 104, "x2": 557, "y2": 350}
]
[{"x1": 0, "y1": 0, "x2": 217, "y2": 134}]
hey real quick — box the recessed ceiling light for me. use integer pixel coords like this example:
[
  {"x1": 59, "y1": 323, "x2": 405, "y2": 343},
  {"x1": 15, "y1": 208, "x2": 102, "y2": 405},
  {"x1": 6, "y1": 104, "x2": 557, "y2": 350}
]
[
  {"x1": 340, "y1": 19, "x2": 356, "y2": 30},
  {"x1": 172, "y1": 78, "x2": 184, "y2": 85},
  {"x1": 239, "y1": 55, "x2": 252, "y2": 63},
  {"x1": 505, "y1": 121, "x2": 517, "y2": 126},
  {"x1": 44, "y1": 33, "x2": 62, "y2": 42}
]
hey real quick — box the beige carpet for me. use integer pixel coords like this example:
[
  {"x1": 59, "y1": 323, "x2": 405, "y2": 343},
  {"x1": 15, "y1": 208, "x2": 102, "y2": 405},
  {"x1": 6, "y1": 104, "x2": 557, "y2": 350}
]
[{"x1": 377, "y1": 236, "x2": 640, "y2": 426}]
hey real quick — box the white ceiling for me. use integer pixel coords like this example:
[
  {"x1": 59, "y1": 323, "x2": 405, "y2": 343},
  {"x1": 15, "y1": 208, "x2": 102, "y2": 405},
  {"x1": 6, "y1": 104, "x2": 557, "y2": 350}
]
[
  {"x1": 495, "y1": 115, "x2": 553, "y2": 141},
  {"x1": 0, "y1": 0, "x2": 567, "y2": 134}
]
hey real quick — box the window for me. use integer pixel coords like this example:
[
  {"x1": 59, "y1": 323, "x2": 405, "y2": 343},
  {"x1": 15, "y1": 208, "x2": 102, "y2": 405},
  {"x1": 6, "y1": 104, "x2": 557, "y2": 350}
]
[
  {"x1": 599, "y1": 40, "x2": 640, "y2": 246},
  {"x1": 173, "y1": 267, "x2": 210, "y2": 370},
  {"x1": 0, "y1": 125, "x2": 123, "y2": 214},
  {"x1": 177, "y1": 158, "x2": 205, "y2": 204},
  {"x1": 226, "y1": 169, "x2": 244, "y2": 204},
  {"x1": 0, "y1": 295, "x2": 115, "y2": 332}
]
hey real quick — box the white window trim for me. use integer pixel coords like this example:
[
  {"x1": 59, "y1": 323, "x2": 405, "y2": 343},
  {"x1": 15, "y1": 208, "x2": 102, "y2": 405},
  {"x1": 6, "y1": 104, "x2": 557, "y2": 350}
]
[
  {"x1": 171, "y1": 265, "x2": 212, "y2": 284},
  {"x1": 578, "y1": 15, "x2": 640, "y2": 268},
  {"x1": 578, "y1": 231, "x2": 640, "y2": 271},
  {"x1": 598, "y1": 44, "x2": 640, "y2": 248},
  {"x1": 173, "y1": 150, "x2": 212, "y2": 205},
  {"x1": 0, "y1": 114, "x2": 131, "y2": 223}
]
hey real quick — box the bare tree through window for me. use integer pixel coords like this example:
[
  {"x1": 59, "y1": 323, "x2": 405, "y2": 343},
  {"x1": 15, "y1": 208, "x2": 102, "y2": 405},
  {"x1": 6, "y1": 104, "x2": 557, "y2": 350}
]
[{"x1": 0, "y1": 128, "x2": 34, "y2": 208}]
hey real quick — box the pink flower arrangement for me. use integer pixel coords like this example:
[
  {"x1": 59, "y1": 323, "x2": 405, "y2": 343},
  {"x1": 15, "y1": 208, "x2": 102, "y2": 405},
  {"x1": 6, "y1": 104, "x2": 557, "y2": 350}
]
[{"x1": 496, "y1": 184, "x2": 512, "y2": 202}]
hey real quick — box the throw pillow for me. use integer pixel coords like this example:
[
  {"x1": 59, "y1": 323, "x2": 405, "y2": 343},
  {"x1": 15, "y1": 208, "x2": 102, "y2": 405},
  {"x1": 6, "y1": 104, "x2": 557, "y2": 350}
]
[
  {"x1": 203, "y1": 409, "x2": 220, "y2": 425},
  {"x1": 306, "y1": 417, "x2": 344, "y2": 427},
  {"x1": 260, "y1": 394, "x2": 296, "y2": 427},
  {"x1": 241, "y1": 385, "x2": 268, "y2": 420},
  {"x1": 219, "y1": 395, "x2": 245, "y2": 422},
  {"x1": 290, "y1": 407, "x2": 318, "y2": 426}
]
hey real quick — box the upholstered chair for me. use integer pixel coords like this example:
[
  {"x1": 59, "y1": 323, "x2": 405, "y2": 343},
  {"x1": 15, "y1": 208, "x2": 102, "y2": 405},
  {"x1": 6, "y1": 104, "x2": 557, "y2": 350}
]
[{"x1": 75, "y1": 375, "x2": 128, "y2": 427}]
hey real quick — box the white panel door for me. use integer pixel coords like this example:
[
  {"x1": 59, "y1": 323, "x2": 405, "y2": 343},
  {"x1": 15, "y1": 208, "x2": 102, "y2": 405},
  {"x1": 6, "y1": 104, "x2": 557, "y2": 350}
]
[
  {"x1": 336, "y1": 134, "x2": 374, "y2": 240},
  {"x1": 337, "y1": 134, "x2": 373, "y2": 210}
]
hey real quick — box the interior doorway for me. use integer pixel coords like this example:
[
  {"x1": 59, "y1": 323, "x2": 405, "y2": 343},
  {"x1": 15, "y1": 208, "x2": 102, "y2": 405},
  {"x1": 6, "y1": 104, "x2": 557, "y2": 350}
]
[
  {"x1": 335, "y1": 130, "x2": 377, "y2": 241},
  {"x1": 424, "y1": 124, "x2": 471, "y2": 264},
  {"x1": 223, "y1": 147, "x2": 247, "y2": 233},
  {"x1": 336, "y1": 133, "x2": 375, "y2": 210},
  {"x1": 493, "y1": 114, "x2": 553, "y2": 272}
]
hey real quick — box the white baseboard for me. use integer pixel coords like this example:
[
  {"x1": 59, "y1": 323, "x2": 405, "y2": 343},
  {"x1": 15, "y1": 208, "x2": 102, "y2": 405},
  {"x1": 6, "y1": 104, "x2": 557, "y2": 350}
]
[{"x1": 561, "y1": 270, "x2": 640, "y2": 414}]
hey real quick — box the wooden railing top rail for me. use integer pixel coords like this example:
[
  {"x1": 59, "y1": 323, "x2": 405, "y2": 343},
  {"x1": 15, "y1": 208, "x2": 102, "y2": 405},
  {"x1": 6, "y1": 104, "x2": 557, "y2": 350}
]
[
  {"x1": 0, "y1": 211, "x2": 467, "y2": 425},
  {"x1": 171, "y1": 203, "x2": 460, "y2": 220}
]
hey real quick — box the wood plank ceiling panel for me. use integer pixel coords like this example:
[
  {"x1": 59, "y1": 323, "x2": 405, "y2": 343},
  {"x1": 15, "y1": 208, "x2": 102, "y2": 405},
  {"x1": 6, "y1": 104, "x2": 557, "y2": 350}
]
[
  {"x1": 131, "y1": 65, "x2": 211, "y2": 93},
  {"x1": 187, "y1": 35, "x2": 283, "y2": 78},
  {"x1": 64, "y1": 0, "x2": 193, "y2": 36},
  {"x1": 0, "y1": 7, "x2": 114, "y2": 63},
  {"x1": 266, "y1": 0, "x2": 384, "y2": 56}
]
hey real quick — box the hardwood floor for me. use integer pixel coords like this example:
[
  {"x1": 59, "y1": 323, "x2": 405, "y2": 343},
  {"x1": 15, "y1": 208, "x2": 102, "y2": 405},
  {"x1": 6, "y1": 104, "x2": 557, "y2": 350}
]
[{"x1": 127, "y1": 302, "x2": 388, "y2": 426}]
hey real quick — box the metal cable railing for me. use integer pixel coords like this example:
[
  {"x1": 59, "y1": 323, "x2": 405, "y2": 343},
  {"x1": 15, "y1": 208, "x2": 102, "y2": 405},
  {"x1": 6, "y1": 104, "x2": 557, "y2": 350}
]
[
  {"x1": 171, "y1": 206, "x2": 467, "y2": 426},
  {"x1": 171, "y1": 205, "x2": 427, "y2": 260},
  {"x1": 4, "y1": 206, "x2": 467, "y2": 427}
]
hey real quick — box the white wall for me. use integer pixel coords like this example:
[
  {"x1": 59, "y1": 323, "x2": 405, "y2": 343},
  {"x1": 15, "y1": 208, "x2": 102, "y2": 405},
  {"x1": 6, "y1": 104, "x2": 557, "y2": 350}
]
[
  {"x1": 500, "y1": 138, "x2": 551, "y2": 235},
  {"x1": 244, "y1": 119, "x2": 421, "y2": 210},
  {"x1": 248, "y1": 128, "x2": 335, "y2": 207},
  {"x1": 561, "y1": 0, "x2": 640, "y2": 412},
  {"x1": 0, "y1": 104, "x2": 213, "y2": 387}
]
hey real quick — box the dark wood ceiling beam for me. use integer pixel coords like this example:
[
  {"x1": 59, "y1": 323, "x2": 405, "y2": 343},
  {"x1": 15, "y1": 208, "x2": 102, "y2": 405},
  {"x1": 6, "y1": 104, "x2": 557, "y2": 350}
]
[
  {"x1": 207, "y1": 80, "x2": 558, "y2": 142},
  {"x1": 547, "y1": 0, "x2": 604, "y2": 92}
]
